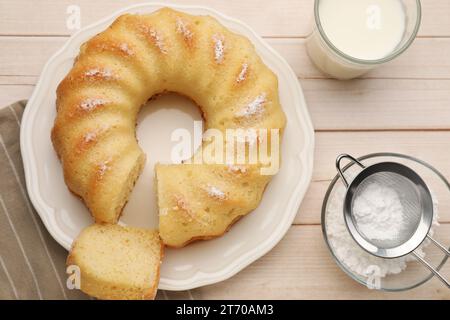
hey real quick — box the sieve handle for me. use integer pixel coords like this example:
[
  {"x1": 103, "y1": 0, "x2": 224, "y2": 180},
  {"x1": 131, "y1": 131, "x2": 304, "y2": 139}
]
[
  {"x1": 412, "y1": 252, "x2": 450, "y2": 288},
  {"x1": 427, "y1": 235, "x2": 450, "y2": 256},
  {"x1": 335, "y1": 154, "x2": 366, "y2": 188}
]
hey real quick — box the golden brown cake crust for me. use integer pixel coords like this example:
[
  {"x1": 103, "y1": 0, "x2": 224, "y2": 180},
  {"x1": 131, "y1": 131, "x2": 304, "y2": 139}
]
[{"x1": 163, "y1": 213, "x2": 245, "y2": 249}]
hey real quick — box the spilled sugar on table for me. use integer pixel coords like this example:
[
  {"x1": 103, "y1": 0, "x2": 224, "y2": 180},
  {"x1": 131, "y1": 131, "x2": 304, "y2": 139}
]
[{"x1": 0, "y1": 0, "x2": 449, "y2": 299}]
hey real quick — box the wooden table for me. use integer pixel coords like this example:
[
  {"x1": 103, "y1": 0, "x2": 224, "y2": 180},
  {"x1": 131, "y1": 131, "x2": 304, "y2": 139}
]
[{"x1": 1, "y1": 0, "x2": 449, "y2": 299}]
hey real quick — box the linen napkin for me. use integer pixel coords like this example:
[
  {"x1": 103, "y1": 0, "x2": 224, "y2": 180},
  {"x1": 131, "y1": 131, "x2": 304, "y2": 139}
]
[{"x1": 0, "y1": 101, "x2": 89, "y2": 299}]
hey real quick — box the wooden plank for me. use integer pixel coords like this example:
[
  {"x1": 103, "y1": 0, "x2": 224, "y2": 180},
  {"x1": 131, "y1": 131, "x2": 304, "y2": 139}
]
[
  {"x1": 190, "y1": 225, "x2": 450, "y2": 299},
  {"x1": 420, "y1": 0, "x2": 450, "y2": 38},
  {"x1": 278, "y1": 38, "x2": 450, "y2": 80},
  {"x1": 0, "y1": 37, "x2": 65, "y2": 77},
  {"x1": 304, "y1": 78, "x2": 450, "y2": 130},
  {"x1": 313, "y1": 131, "x2": 450, "y2": 183},
  {"x1": 2, "y1": 37, "x2": 450, "y2": 80},
  {"x1": 0, "y1": 0, "x2": 449, "y2": 37},
  {"x1": 0, "y1": 85, "x2": 33, "y2": 107},
  {"x1": 0, "y1": 0, "x2": 313, "y2": 37},
  {"x1": 0, "y1": 76, "x2": 37, "y2": 86}
]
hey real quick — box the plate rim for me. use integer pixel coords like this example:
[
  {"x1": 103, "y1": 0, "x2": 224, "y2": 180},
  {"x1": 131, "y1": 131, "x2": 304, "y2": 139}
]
[{"x1": 20, "y1": 2, "x2": 315, "y2": 290}]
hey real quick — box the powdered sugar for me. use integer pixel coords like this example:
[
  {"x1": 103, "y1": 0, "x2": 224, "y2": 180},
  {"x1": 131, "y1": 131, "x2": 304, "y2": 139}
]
[
  {"x1": 176, "y1": 18, "x2": 193, "y2": 40},
  {"x1": 206, "y1": 184, "x2": 227, "y2": 200},
  {"x1": 173, "y1": 196, "x2": 188, "y2": 211},
  {"x1": 326, "y1": 174, "x2": 439, "y2": 278},
  {"x1": 173, "y1": 195, "x2": 209, "y2": 226},
  {"x1": 138, "y1": 25, "x2": 167, "y2": 53},
  {"x1": 352, "y1": 182, "x2": 406, "y2": 241},
  {"x1": 119, "y1": 43, "x2": 134, "y2": 55},
  {"x1": 236, "y1": 63, "x2": 248, "y2": 83},
  {"x1": 212, "y1": 34, "x2": 225, "y2": 64},
  {"x1": 160, "y1": 208, "x2": 168, "y2": 216},
  {"x1": 79, "y1": 98, "x2": 106, "y2": 111},
  {"x1": 235, "y1": 93, "x2": 266, "y2": 118},
  {"x1": 83, "y1": 131, "x2": 97, "y2": 143},
  {"x1": 84, "y1": 68, "x2": 114, "y2": 79},
  {"x1": 228, "y1": 164, "x2": 247, "y2": 174},
  {"x1": 98, "y1": 159, "x2": 111, "y2": 177},
  {"x1": 148, "y1": 29, "x2": 167, "y2": 54},
  {"x1": 83, "y1": 125, "x2": 108, "y2": 143}
]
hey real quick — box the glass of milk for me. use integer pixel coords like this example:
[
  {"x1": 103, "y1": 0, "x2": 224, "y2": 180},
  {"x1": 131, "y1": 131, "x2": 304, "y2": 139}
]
[{"x1": 306, "y1": 0, "x2": 421, "y2": 80}]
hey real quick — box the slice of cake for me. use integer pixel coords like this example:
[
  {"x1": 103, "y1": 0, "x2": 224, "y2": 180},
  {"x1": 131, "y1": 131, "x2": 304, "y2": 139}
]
[{"x1": 67, "y1": 224, "x2": 163, "y2": 300}]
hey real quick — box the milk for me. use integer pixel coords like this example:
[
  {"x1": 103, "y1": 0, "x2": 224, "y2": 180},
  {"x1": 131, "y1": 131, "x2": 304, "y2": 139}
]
[{"x1": 307, "y1": 0, "x2": 407, "y2": 79}]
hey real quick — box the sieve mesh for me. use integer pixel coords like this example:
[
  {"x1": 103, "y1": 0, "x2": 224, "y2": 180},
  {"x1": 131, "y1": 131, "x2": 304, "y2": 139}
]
[{"x1": 351, "y1": 172, "x2": 422, "y2": 249}]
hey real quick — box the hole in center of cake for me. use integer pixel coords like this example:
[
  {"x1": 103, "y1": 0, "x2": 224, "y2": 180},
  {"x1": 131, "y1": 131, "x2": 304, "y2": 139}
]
[{"x1": 121, "y1": 93, "x2": 203, "y2": 229}]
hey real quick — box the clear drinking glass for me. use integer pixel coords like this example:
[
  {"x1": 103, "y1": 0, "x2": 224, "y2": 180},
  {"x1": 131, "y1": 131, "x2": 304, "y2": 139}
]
[{"x1": 306, "y1": 0, "x2": 422, "y2": 80}]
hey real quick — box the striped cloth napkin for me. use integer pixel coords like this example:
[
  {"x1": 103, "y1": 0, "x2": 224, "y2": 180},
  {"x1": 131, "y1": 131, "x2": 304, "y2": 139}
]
[
  {"x1": 0, "y1": 101, "x2": 196, "y2": 300},
  {"x1": 0, "y1": 101, "x2": 87, "y2": 299}
]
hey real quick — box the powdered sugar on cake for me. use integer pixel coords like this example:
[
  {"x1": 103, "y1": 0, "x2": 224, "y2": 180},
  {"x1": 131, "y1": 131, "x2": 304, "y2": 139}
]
[
  {"x1": 98, "y1": 158, "x2": 112, "y2": 178},
  {"x1": 206, "y1": 184, "x2": 227, "y2": 200},
  {"x1": 176, "y1": 18, "x2": 193, "y2": 40},
  {"x1": 212, "y1": 34, "x2": 225, "y2": 64},
  {"x1": 79, "y1": 98, "x2": 106, "y2": 111},
  {"x1": 119, "y1": 43, "x2": 134, "y2": 56},
  {"x1": 235, "y1": 93, "x2": 266, "y2": 118},
  {"x1": 138, "y1": 25, "x2": 167, "y2": 53},
  {"x1": 160, "y1": 208, "x2": 169, "y2": 216},
  {"x1": 148, "y1": 29, "x2": 167, "y2": 54},
  {"x1": 236, "y1": 63, "x2": 248, "y2": 83},
  {"x1": 228, "y1": 165, "x2": 247, "y2": 174},
  {"x1": 83, "y1": 131, "x2": 98, "y2": 143},
  {"x1": 84, "y1": 68, "x2": 114, "y2": 79},
  {"x1": 173, "y1": 195, "x2": 208, "y2": 226}
]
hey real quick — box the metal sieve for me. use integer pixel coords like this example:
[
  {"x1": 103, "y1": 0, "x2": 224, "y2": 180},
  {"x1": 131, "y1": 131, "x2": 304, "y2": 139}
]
[{"x1": 336, "y1": 154, "x2": 450, "y2": 288}]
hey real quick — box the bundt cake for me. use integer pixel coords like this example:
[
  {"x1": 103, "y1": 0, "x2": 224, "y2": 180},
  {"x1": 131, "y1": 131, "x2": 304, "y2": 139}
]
[
  {"x1": 51, "y1": 8, "x2": 286, "y2": 245},
  {"x1": 67, "y1": 224, "x2": 163, "y2": 300}
]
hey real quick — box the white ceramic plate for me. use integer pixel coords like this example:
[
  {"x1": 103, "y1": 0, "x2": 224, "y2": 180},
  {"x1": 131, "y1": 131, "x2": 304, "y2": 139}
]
[{"x1": 20, "y1": 3, "x2": 314, "y2": 290}]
